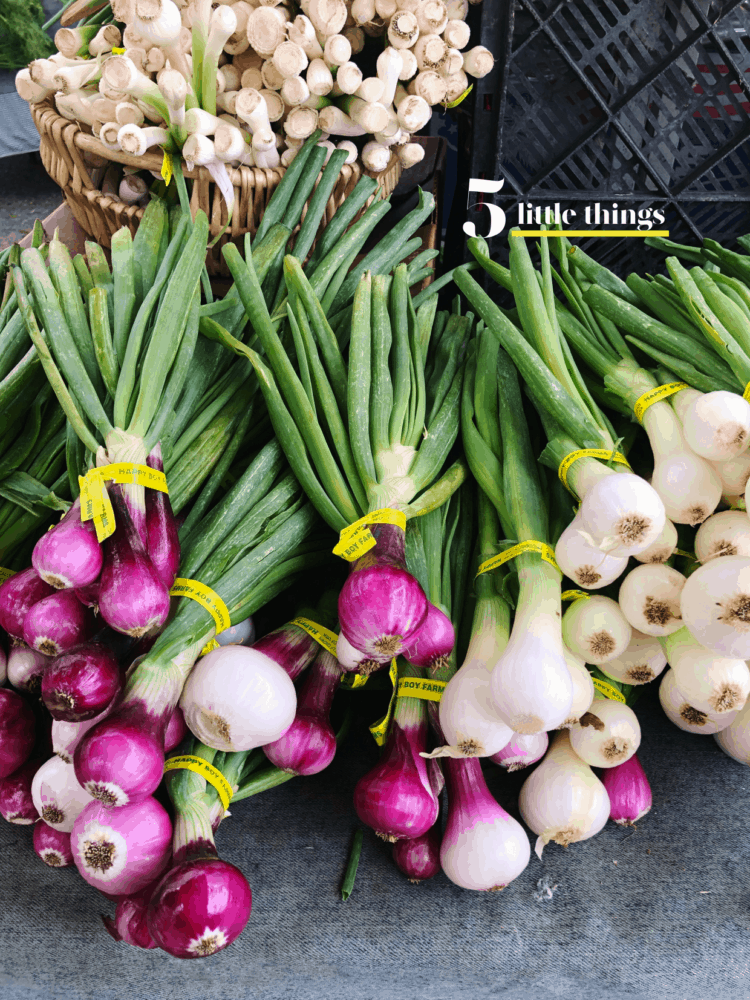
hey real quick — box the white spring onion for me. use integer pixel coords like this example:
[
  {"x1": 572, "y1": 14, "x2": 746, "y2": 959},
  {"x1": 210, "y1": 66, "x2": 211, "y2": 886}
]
[
  {"x1": 281, "y1": 76, "x2": 311, "y2": 106},
  {"x1": 397, "y1": 142, "x2": 425, "y2": 168},
  {"x1": 664, "y1": 627, "x2": 750, "y2": 714},
  {"x1": 92, "y1": 97, "x2": 119, "y2": 122},
  {"x1": 180, "y1": 646, "x2": 296, "y2": 753},
  {"x1": 183, "y1": 131, "x2": 216, "y2": 168},
  {"x1": 252, "y1": 127, "x2": 281, "y2": 167},
  {"x1": 578, "y1": 472, "x2": 666, "y2": 557},
  {"x1": 351, "y1": 0, "x2": 376, "y2": 24},
  {"x1": 633, "y1": 517, "x2": 678, "y2": 564},
  {"x1": 289, "y1": 15, "x2": 325, "y2": 59},
  {"x1": 396, "y1": 93, "x2": 431, "y2": 132},
  {"x1": 98, "y1": 121, "x2": 123, "y2": 150},
  {"x1": 377, "y1": 46, "x2": 402, "y2": 106},
  {"x1": 117, "y1": 124, "x2": 169, "y2": 156},
  {"x1": 30, "y1": 55, "x2": 78, "y2": 90},
  {"x1": 246, "y1": 7, "x2": 287, "y2": 58},
  {"x1": 336, "y1": 61, "x2": 364, "y2": 94},
  {"x1": 281, "y1": 147, "x2": 298, "y2": 167},
  {"x1": 388, "y1": 10, "x2": 419, "y2": 48},
  {"x1": 714, "y1": 698, "x2": 750, "y2": 764},
  {"x1": 216, "y1": 90, "x2": 239, "y2": 114},
  {"x1": 336, "y1": 139, "x2": 358, "y2": 163},
  {"x1": 185, "y1": 106, "x2": 222, "y2": 135},
  {"x1": 696, "y1": 510, "x2": 750, "y2": 562},
  {"x1": 441, "y1": 47, "x2": 465, "y2": 77},
  {"x1": 618, "y1": 563, "x2": 685, "y2": 637},
  {"x1": 443, "y1": 17, "x2": 470, "y2": 49},
  {"x1": 554, "y1": 518, "x2": 628, "y2": 590},
  {"x1": 681, "y1": 555, "x2": 750, "y2": 658},
  {"x1": 408, "y1": 70, "x2": 448, "y2": 105},
  {"x1": 560, "y1": 647, "x2": 595, "y2": 728},
  {"x1": 115, "y1": 99, "x2": 146, "y2": 127},
  {"x1": 673, "y1": 389, "x2": 750, "y2": 462},
  {"x1": 375, "y1": 0, "x2": 398, "y2": 18},
  {"x1": 15, "y1": 69, "x2": 53, "y2": 104},
  {"x1": 119, "y1": 174, "x2": 149, "y2": 204},
  {"x1": 413, "y1": 33, "x2": 448, "y2": 72},
  {"x1": 415, "y1": 0, "x2": 448, "y2": 34},
  {"x1": 339, "y1": 96, "x2": 390, "y2": 132},
  {"x1": 446, "y1": 0, "x2": 469, "y2": 17},
  {"x1": 309, "y1": 0, "x2": 348, "y2": 36},
  {"x1": 561, "y1": 595, "x2": 632, "y2": 665},
  {"x1": 55, "y1": 27, "x2": 100, "y2": 59},
  {"x1": 398, "y1": 48, "x2": 419, "y2": 80},
  {"x1": 273, "y1": 41, "x2": 309, "y2": 79},
  {"x1": 240, "y1": 66, "x2": 263, "y2": 90},
  {"x1": 463, "y1": 44, "x2": 495, "y2": 77},
  {"x1": 260, "y1": 89, "x2": 284, "y2": 121},
  {"x1": 260, "y1": 59, "x2": 285, "y2": 91},
  {"x1": 284, "y1": 106, "x2": 319, "y2": 140},
  {"x1": 568, "y1": 694, "x2": 641, "y2": 768},
  {"x1": 356, "y1": 77, "x2": 386, "y2": 103},
  {"x1": 307, "y1": 58, "x2": 334, "y2": 95},
  {"x1": 361, "y1": 140, "x2": 391, "y2": 172},
  {"x1": 323, "y1": 33, "x2": 352, "y2": 67},
  {"x1": 235, "y1": 88, "x2": 271, "y2": 132},
  {"x1": 214, "y1": 122, "x2": 249, "y2": 162},
  {"x1": 133, "y1": 0, "x2": 191, "y2": 79},
  {"x1": 518, "y1": 729, "x2": 610, "y2": 859},
  {"x1": 659, "y1": 668, "x2": 737, "y2": 734},
  {"x1": 31, "y1": 756, "x2": 92, "y2": 833},
  {"x1": 444, "y1": 69, "x2": 470, "y2": 102},
  {"x1": 53, "y1": 62, "x2": 101, "y2": 96},
  {"x1": 712, "y1": 450, "x2": 750, "y2": 497},
  {"x1": 598, "y1": 630, "x2": 667, "y2": 685}
]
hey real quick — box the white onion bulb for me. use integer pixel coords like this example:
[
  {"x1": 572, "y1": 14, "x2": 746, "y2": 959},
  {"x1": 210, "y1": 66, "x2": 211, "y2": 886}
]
[
  {"x1": 695, "y1": 511, "x2": 750, "y2": 563},
  {"x1": 681, "y1": 391, "x2": 750, "y2": 461},
  {"x1": 651, "y1": 450, "x2": 721, "y2": 526},
  {"x1": 568, "y1": 695, "x2": 641, "y2": 768},
  {"x1": 597, "y1": 630, "x2": 666, "y2": 685},
  {"x1": 634, "y1": 518, "x2": 678, "y2": 564},
  {"x1": 659, "y1": 668, "x2": 738, "y2": 734},
  {"x1": 558, "y1": 647, "x2": 594, "y2": 728},
  {"x1": 680, "y1": 555, "x2": 750, "y2": 658},
  {"x1": 618, "y1": 563, "x2": 685, "y2": 637},
  {"x1": 31, "y1": 756, "x2": 92, "y2": 833},
  {"x1": 578, "y1": 473, "x2": 665, "y2": 556},
  {"x1": 561, "y1": 596, "x2": 632, "y2": 664},
  {"x1": 714, "y1": 698, "x2": 750, "y2": 764},
  {"x1": 436, "y1": 658, "x2": 513, "y2": 758},
  {"x1": 180, "y1": 646, "x2": 296, "y2": 751},
  {"x1": 664, "y1": 627, "x2": 750, "y2": 714},
  {"x1": 554, "y1": 518, "x2": 628, "y2": 590},
  {"x1": 712, "y1": 450, "x2": 750, "y2": 496},
  {"x1": 518, "y1": 729, "x2": 610, "y2": 858}
]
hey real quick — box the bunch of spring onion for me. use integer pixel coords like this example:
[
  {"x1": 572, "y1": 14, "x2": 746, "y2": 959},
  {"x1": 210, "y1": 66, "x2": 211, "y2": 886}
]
[{"x1": 17, "y1": 0, "x2": 494, "y2": 184}]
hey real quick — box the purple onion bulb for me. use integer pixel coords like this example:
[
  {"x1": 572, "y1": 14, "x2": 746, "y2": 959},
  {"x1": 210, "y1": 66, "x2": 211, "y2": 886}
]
[
  {"x1": 147, "y1": 859, "x2": 252, "y2": 959},
  {"x1": 392, "y1": 822, "x2": 442, "y2": 882},
  {"x1": 602, "y1": 752, "x2": 652, "y2": 826},
  {"x1": 401, "y1": 602, "x2": 455, "y2": 671},
  {"x1": 0, "y1": 567, "x2": 54, "y2": 640},
  {"x1": 101, "y1": 884, "x2": 159, "y2": 949},
  {"x1": 145, "y1": 444, "x2": 180, "y2": 590},
  {"x1": 23, "y1": 589, "x2": 94, "y2": 657},
  {"x1": 0, "y1": 688, "x2": 36, "y2": 778},
  {"x1": 33, "y1": 820, "x2": 74, "y2": 867},
  {"x1": 164, "y1": 705, "x2": 187, "y2": 753},
  {"x1": 74, "y1": 707, "x2": 165, "y2": 807},
  {"x1": 0, "y1": 756, "x2": 40, "y2": 824},
  {"x1": 32, "y1": 497, "x2": 103, "y2": 590},
  {"x1": 41, "y1": 642, "x2": 122, "y2": 722},
  {"x1": 252, "y1": 622, "x2": 319, "y2": 680}
]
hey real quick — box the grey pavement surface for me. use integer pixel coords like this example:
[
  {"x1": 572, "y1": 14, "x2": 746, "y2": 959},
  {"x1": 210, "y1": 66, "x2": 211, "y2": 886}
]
[
  {"x1": 0, "y1": 684, "x2": 748, "y2": 1000},
  {"x1": 0, "y1": 153, "x2": 63, "y2": 249}
]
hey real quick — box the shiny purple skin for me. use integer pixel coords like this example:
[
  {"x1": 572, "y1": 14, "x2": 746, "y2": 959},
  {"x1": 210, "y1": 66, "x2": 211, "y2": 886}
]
[
  {"x1": 102, "y1": 884, "x2": 158, "y2": 949},
  {"x1": 401, "y1": 602, "x2": 455, "y2": 669},
  {"x1": 147, "y1": 859, "x2": 252, "y2": 959},
  {"x1": 392, "y1": 823, "x2": 442, "y2": 882},
  {"x1": 33, "y1": 820, "x2": 74, "y2": 867},
  {"x1": 145, "y1": 444, "x2": 180, "y2": 590},
  {"x1": 602, "y1": 752, "x2": 652, "y2": 826},
  {"x1": 0, "y1": 688, "x2": 36, "y2": 778},
  {"x1": 0, "y1": 757, "x2": 40, "y2": 824},
  {"x1": 32, "y1": 497, "x2": 103, "y2": 590},
  {"x1": 252, "y1": 623, "x2": 319, "y2": 681},
  {"x1": 98, "y1": 486, "x2": 171, "y2": 638},
  {"x1": 74, "y1": 706, "x2": 165, "y2": 806},
  {"x1": 41, "y1": 642, "x2": 122, "y2": 722},
  {"x1": 23, "y1": 590, "x2": 94, "y2": 657},
  {"x1": 74, "y1": 579, "x2": 100, "y2": 610},
  {"x1": 164, "y1": 705, "x2": 187, "y2": 753},
  {"x1": 263, "y1": 649, "x2": 340, "y2": 776},
  {"x1": 0, "y1": 568, "x2": 54, "y2": 641},
  {"x1": 354, "y1": 722, "x2": 438, "y2": 842},
  {"x1": 72, "y1": 796, "x2": 173, "y2": 896},
  {"x1": 339, "y1": 525, "x2": 428, "y2": 663}
]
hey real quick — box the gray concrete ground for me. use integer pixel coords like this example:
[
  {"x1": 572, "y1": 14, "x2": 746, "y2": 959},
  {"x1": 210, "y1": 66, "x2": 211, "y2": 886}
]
[{"x1": 0, "y1": 153, "x2": 63, "y2": 250}]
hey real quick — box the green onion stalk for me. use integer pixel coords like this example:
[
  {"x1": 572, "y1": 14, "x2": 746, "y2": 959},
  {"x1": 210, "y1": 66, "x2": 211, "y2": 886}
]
[
  {"x1": 456, "y1": 232, "x2": 670, "y2": 557},
  {"x1": 216, "y1": 188, "x2": 470, "y2": 676}
]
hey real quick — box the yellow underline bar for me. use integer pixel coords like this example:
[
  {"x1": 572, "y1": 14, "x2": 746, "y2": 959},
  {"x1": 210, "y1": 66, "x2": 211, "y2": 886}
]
[{"x1": 512, "y1": 230, "x2": 671, "y2": 238}]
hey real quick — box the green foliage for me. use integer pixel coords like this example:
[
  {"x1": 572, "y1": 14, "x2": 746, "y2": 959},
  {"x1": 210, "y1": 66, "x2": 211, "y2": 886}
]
[{"x1": 0, "y1": 0, "x2": 55, "y2": 70}]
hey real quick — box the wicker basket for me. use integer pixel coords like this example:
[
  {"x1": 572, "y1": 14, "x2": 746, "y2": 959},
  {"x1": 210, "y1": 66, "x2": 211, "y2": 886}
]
[{"x1": 31, "y1": 100, "x2": 403, "y2": 276}]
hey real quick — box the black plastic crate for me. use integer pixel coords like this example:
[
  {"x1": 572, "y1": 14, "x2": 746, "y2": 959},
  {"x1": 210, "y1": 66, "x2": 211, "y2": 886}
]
[{"x1": 446, "y1": 0, "x2": 750, "y2": 276}]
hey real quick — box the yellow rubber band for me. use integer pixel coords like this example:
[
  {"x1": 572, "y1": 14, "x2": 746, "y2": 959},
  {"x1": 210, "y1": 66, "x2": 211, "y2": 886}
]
[
  {"x1": 169, "y1": 578, "x2": 231, "y2": 634},
  {"x1": 744, "y1": 383, "x2": 750, "y2": 403},
  {"x1": 369, "y1": 660, "x2": 399, "y2": 746},
  {"x1": 199, "y1": 638, "x2": 221, "y2": 657},
  {"x1": 592, "y1": 677, "x2": 627, "y2": 704},
  {"x1": 79, "y1": 464, "x2": 169, "y2": 542},
  {"x1": 633, "y1": 382, "x2": 689, "y2": 423},
  {"x1": 561, "y1": 589, "x2": 591, "y2": 602},
  {"x1": 163, "y1": 755, "x2": 234, "y2": 811},
  {"x1": 476, "y1": 540, "x2": 560, "y2": 577},
  {"x1": 396, "y1": 677, "x2": 446, "y2": 702},
  {"x1": 161, "y1": 150, "x2": 173, "y2": 187},
  {"x1": 0, "y1": 567, "x2": 17, "y2": 584},
  {"x1": 111, "y1": 46, "x2": 125, "y2": 55},
  {"x1": 444, "y1": 83, "x2": 473, "y2": 109},
  {"x1": 333, "y1": 508, "x2": 406, "y2": 562},
  {"x1": 290, "y1": 617, "x2": 339, "y2": 657},
  {"x1": 558, "y1": 449, "x2": 631, "y2": 496}
]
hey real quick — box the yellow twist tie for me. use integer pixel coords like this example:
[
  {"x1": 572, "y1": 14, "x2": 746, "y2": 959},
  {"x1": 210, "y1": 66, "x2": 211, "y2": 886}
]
[
  {"x1": 333, "y1": 508, "x2": 406, "y2": 562},
  {"x1": 633, "y1": 382, "x2": 689, "y2": 423},
  {"x1": 396, "y1": 677, "x2": 447, "y2": 703},
  {"x1": 476, "y1": 540, "x2": 560, "y2": 577},
  {"x1": 163, "y1": 755, "x2": 234, "y2": 811},
  {"x1": 558, "y1": 448, "x2": 631, "y2": 497},
  {"x1": 592, "y1": 677, "x2": 626, "y2": 704},
  {"x1": 369, "y1": 660, "x2": 399, "y2": 746},
  {"x1": 79, "y1": 464, "x2": 168, "y2": 542},
  {"x1": 169, "y1": 578, "x2": 231, "y2": 634},
  {"x1": 561, "y1": 590, "x2": 591, "y2": 602}
]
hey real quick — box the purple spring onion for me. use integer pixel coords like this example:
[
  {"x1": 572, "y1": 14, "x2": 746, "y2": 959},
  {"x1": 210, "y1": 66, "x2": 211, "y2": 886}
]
[
  {"x1": 32, "y1": 497, "x2": 103, "y2": 590},
  {"x1": 0, "y1": 639, "x2": 6, "y2": 685},
  {"x1": 602, "y1": 752, "x2": 652, "y2": 826},
  {"x1": 52, "y1": 702, "x2": 113, "y2": 763},
  {"x1": 263, "y1": 647, "x2": 341, "y2": 775},
  {"x1": 392, "y1": 821, "x2": 442, "y2": 883},
  {"x1": 98, "y1": 485, "x2": 171, "y2": 638},
  {"x1": 252, "y1": 620, "x2": 320, "y2": 680},
  {"x1": 0, "y1": 756, "x2": 40, "y2": 823},
  {"x1": 338, "y1": 524, "x2": 428, "y2": 672},
  {"x1": 180, "y1": 645, "x2": 297, "y2": 753},
  {"x1": 491, "y1": 731, "x2": 549, "y2": 772},
  {"x1": 401, "y1": 602, "x2": 455, "y2": 672},
  {"x1": 72, "y1": 796, "x2": 173, "y2": 896},
  {"x1": 7, "y1": 643, "x2": 48, "y2": 693},
  {"x1": 41, "y1": 642, "x2": 122, "y2": 722},
  {"x1": 23, "y1": 590, "x2": 95, "y2": 657},
  {"x1": 33, "y1": 820, "x2": 74, "y2": 867},
  {"x1": 145, "y1": 444, "x2": 180, "y2": 590},
  {"x1": 0, "y1": 567, "x2": 54, "y2": 641},
  {"x1": 31, "y1": 755, "x2": 92, "y2": 832},
  {"x1": 440, "y1": 757, "x2": 531, "y2": 891},
  {"x1": 0, "y1": 688, "x2": 35, "y2": 778},
  {"x1": 164, "y1": 705, "x2": 187, "y2": 753},
  {"x1": 353, "y1": 681, "x2": 438, "y2": 842},
  {"x1": 101, "y1": 880, "x2": 161, "y2": 950},
  {"x1": 74, "y1": 579, "x2": 100, "y2": 611}
]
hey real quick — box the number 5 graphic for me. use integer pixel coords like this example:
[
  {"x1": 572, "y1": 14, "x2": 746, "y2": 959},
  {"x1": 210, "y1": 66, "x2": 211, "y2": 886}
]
[{"x1": 463, "y1": 177, "x2": 506, "y2": 239}]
